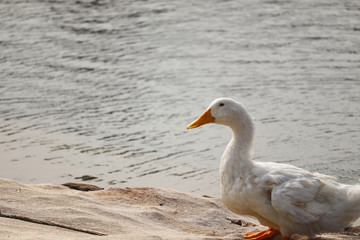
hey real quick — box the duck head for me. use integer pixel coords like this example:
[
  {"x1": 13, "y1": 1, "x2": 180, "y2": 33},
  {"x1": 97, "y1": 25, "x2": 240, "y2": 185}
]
[{"x1": 187, "y1": 98, "x2": 252, "y2": 130}]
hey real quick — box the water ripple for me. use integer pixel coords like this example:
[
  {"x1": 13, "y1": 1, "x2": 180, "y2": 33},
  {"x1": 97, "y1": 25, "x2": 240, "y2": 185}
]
[{"x1": 0, "y1": 0, "x2": 359, "y2": 196}]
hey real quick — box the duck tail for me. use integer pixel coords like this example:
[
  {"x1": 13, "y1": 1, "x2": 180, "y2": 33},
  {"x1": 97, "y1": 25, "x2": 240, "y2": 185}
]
[{"x1": 346, "y1": 184, "x2": 360, "y2": 217}]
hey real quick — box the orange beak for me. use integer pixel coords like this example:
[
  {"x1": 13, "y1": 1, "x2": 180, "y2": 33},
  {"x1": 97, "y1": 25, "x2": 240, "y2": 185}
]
[{"x1": 187, "y1": 108, "x2": 215, "y2": 129}]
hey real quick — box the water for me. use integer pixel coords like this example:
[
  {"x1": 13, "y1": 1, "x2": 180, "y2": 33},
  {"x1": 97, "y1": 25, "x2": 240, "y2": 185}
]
[{"x1": 0, "y1": 0, "x2": 359, "y2": 197}]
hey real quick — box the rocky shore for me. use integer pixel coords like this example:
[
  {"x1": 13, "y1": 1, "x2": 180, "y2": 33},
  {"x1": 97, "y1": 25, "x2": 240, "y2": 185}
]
[{"x1": 0, "y1": 178, "x2": 359, "y2": 240}]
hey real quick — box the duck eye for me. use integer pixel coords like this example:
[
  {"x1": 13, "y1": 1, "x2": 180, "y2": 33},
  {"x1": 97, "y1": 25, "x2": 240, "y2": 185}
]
[{"x1": 219, "y1": 103, "x2": 224, "y2": 107}]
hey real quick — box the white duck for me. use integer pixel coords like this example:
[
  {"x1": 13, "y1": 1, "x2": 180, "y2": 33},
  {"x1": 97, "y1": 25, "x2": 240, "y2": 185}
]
[{"x1": 187, "y1": 98, "x2": 360, "y2": 240}]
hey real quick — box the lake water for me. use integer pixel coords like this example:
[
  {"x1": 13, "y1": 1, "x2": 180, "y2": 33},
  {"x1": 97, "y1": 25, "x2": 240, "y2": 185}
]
[{"x1": 0, "y1": 0, "x2": 359, "y2": 197}]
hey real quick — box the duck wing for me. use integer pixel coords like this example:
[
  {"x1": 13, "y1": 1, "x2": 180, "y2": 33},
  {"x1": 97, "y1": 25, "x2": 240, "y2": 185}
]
[{"x1": 271, "y1": 177, "x2": 330, "y2": 224}]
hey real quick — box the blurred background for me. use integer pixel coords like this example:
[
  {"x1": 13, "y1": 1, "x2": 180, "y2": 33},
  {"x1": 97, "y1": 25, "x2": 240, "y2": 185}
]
[{"x1": 0, "y1": 0, "x2": 359, "y2": 197}]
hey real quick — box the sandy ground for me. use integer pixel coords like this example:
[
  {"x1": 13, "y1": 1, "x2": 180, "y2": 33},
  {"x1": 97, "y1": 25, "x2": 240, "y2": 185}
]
[{"x1": 0, "y1": 178, "x2": 359, "y2": 240}]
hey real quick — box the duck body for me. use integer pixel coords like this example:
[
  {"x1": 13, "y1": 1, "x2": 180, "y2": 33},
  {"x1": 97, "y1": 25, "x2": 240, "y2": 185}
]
[
  {"x1": 220, "y1": 148, "x2": 359, "y2": 237},
  {"x1": 187, "y1": 98, "x2": 360, "y2": 239}
]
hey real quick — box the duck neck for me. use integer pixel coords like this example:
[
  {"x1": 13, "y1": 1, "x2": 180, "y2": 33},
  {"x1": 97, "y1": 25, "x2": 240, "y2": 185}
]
[
  {"x1": 228, "y1": 118, "x2": 255, "y2": 163},
  {"x1": 220, "y1": 119, "x2": 255, "y2": 190}
]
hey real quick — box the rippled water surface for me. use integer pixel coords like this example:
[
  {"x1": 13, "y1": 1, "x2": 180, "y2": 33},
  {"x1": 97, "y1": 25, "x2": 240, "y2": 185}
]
[{"x1": 1, "y1": 0, "x2": 359, "y2": 196}]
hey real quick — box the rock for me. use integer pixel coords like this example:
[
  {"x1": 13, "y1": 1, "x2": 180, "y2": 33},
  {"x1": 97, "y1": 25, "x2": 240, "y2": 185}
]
[
  {"x1": 62, "y1": 182, "x2": 104, "y2": 191},
  {"x1": 0, "y1": 178, "x2": 358, "y2": 240}
]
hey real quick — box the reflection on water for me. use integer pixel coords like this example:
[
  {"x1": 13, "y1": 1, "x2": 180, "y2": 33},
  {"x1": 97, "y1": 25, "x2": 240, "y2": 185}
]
[{"x1": 0, "y1": 0, "x2": 359, "y2": 196}]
